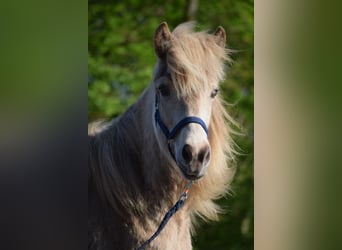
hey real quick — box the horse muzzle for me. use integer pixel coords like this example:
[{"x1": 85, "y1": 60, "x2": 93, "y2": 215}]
[
  {"x1": 155, "y1": 94, "x2": 210, "y2": 180},
  {"x1": 176, "y1": 143, "x2": 211, "y2": 180}
]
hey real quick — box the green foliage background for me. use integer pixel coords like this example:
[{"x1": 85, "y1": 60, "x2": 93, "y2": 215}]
[{"x1": 88, "y1": 0, "x2": 253, "y2": 249}]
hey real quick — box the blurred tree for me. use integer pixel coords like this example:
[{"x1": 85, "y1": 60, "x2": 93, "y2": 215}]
[{"x1": 88, "y1": 0, "x2": 253, "y2": 249}]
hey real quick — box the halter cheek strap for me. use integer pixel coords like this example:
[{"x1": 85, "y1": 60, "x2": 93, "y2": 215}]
[{"x1": 154, "y1": 94, "x2": 209, "y2": 160}]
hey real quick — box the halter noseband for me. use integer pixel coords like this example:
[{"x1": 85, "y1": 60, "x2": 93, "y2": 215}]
[{"x1": 154, "y1": 94, "x2": 209, "y2": 160}]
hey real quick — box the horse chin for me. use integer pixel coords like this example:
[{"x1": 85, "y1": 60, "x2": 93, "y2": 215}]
[
  {"x1": 176, "y1": 163, "x2": 205, "y2": 181},
  {"x1": 183, "y1": 172, "x2": 204, "y2": 181}
]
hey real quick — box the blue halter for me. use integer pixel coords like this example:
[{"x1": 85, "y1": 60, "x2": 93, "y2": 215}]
[{"x1": 154, "y1": 94, "x2": 209, "y2": 159}]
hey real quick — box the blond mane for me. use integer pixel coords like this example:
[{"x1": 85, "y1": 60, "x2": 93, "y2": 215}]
[
  {"x1": 165, "y1": 22, "x2": 232, "y2": 98},
  {"x1": 154, "y1": 22, "x2": 236, "y2": 222}
]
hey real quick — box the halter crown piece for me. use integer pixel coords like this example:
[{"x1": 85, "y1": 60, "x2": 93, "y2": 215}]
[{"x1": 135, "y1": 94, "x2": 209, "y2": 250}]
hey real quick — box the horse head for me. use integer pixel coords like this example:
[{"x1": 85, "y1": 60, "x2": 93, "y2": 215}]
[{"x1": 152, "y1": 22, "x2": 227, "y2": 180}]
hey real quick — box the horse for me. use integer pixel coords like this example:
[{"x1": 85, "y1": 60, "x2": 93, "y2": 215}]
[{"x1": 88, "y1": 21, "x2": 236, "y2": 250}]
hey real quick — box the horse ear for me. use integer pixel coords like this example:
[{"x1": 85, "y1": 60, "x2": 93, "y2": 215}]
[
  {"x1": 214, "y1": 26, "x2": 226, "y2": 48},
  {"x1": 154, "y1": 22, "x2": 171, "y2": 58}
]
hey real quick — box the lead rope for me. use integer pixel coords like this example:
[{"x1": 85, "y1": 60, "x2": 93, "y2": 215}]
[{"x1": 135, "y1": 181, "x2": 193, "y2": 250}]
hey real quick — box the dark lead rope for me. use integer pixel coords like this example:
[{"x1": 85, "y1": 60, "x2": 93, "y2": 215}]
[{"x1": 136, "y1": 181, "x2": 193, "y2": 250}]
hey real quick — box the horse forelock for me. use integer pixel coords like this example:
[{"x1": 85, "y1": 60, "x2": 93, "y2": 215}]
[{"x1": 153, "y1": 22, "x2": 232, "y2": 98}]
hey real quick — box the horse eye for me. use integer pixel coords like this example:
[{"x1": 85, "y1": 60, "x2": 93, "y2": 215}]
[
  {"x1": 158, "y1": 85, "x2": 171, "y2": 97},
  {"x1": 211, "y1": 88, "x2": 219, "y2": 98}
]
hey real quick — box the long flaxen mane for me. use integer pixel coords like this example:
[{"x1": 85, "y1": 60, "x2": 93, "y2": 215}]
[
  {"x1": 162, "y1": 22, "x2": 237, "y2": 222},
  {"x1": 88, "y1": 22, "x2": 237, "y2": 248}
]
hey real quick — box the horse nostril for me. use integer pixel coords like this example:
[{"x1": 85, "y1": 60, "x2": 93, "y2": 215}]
[
  {"x1": 198, "y1": 146, "x2": 210, "y2": 164},
  {"x1": 182, "y1": 144, "x2": 193, "y2": 163}
]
